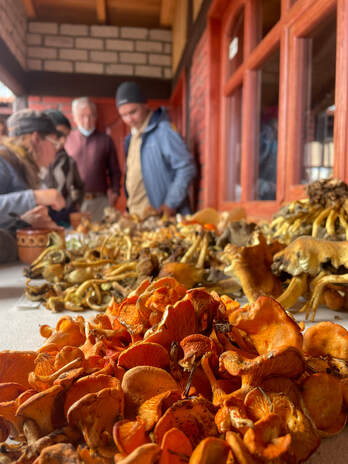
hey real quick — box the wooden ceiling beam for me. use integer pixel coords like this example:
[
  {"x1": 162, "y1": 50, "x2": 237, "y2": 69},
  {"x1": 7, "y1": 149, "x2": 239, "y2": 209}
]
[
  {"x1": 21, "y1": 0, "x2": 37, "y2": 19},
  {"x1": 96, "y1": 0, "x2": 107, "y2": 24},
  {"x1": 160, "y1": 0, "x2": 175, "y2": 26}
]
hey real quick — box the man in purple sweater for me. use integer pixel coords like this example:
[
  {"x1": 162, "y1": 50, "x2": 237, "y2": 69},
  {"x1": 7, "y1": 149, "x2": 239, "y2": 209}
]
[{"x1": 65, "y1": 97, "x2": 121, "y2": 222}]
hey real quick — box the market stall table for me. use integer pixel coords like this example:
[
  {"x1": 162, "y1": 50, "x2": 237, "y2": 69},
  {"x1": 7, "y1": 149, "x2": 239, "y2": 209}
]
[{"x1": 0, "y1": 262, "x2": 348, "y2": 463}]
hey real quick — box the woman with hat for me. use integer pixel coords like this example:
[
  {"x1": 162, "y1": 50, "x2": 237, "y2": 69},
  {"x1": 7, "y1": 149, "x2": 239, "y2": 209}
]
[{"x1": 0, "y1": 108, "x2": 65, "y2": 263}]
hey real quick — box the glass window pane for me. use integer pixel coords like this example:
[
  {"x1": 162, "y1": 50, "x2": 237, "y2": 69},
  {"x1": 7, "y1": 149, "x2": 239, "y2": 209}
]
[
  {"x1": 301, "y1": 12, "x2": 336, "y2": 184},
  {"x1": 261, "y1": 0, "x2": 281, "y2": 39},
  {"x1": 225, "y1": 86, "x2": 243, "y2": 202},
  {"x1": 227, "y1": 8, "x2": 244, "y2": 78},
  {"x1": 256, "y1": 48, "x2": 280, "y2": 201}
]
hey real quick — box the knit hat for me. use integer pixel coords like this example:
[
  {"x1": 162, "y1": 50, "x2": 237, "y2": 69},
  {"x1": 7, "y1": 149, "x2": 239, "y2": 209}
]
[
  {"x1": 7, "y1": 109, "x2": 57, "y2": 137},
  {"x1": 116, "y1": 81, "x2": 147, "y2": 108},
  {"x1": 43, "y1": 109, "x2": 71, "y2": 130}
]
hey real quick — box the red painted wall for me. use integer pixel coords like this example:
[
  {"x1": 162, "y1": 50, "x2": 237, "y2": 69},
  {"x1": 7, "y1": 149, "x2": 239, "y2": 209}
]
[{"x1": 189, "y1": 31, "x2": 209, "y2": 211}]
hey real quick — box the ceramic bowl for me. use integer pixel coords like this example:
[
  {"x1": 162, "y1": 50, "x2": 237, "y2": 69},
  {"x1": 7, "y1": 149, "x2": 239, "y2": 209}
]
[
  {"x1": 69, "y1": 211, "x2": 91, "y2": 228},
  {"x1": 16, "y1": 227, "x2": 65, "y2": 265}
]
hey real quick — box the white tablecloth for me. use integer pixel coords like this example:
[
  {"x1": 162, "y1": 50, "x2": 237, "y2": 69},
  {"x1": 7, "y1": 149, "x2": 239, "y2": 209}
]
[{"x1": 0, "y1": 263, "x2": 347, "y2": 462}]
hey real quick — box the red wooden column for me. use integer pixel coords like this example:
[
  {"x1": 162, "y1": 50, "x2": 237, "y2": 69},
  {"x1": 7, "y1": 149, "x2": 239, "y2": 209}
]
[
  {"x1": 334, "y1": 0, "x2": 348, "y2": 181},
  {"x1": 286, "y1": 0, "x2": 336, "y2": 201},
  {"x1": 202, "y1": 16, "x2": 221, "y2": 209}
]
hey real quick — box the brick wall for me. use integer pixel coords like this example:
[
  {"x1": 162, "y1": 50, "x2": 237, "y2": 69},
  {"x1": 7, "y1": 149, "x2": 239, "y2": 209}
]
[
  {"x1": 189, "y1": 31, "x2": 208, "y2": 210},
  {"x1": 27, "y1": 22, "x2": 172, "y2": 79},
  {"x1": 0, "y1": 0, "x2": 27, "y2": 68}
]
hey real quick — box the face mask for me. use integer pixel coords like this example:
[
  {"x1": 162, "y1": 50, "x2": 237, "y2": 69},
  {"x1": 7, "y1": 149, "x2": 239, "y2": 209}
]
[{"x1": 78, "y1": 126, "x2": 95, "y2": 137}]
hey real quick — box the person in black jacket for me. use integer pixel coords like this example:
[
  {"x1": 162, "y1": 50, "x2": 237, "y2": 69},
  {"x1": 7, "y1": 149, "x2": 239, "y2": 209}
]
[{"x1": 43, "y1": 109, "x2": 84, "y2": 225}]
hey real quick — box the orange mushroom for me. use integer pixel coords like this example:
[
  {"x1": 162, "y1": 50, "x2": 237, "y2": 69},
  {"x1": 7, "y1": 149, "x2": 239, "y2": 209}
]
[
  {"x1": 67, "y1": 387, "x2": 124, "y2": 449},
  {"x1": 188, "y1": 437, "x2": 229, "y2": 464},
  {"x1": 16, "y1": 384, "x2": 65, "y2": 436},
  {"x1": 244, "y1": 388, "x2": 321, "y2": 462},
  {"x1": 121, "y1": 366, "x2": 179, "y2": 419},
  {"x1": 243, "y1": 413, "x2": 291, "y2": 461},
  {"x1": 154, "y1": 397, "x2": 218, "y2": 448},
  {"x1": 303, "y1": 321, "x2": 348, "y2": 359},
  {"x1": 220, "y1": 345, "x2": 305, "y2": 387},
  {"x1": 0, "y1": 351, "x2": 36, "y2": 388},
  {"x1": 227, "y1": 296, "x2": 303, "y2": 354},
  {"x1": 118, "y1": 342, "x2": 170, "y2": 370},
  {"x1": 301, "y1": 372, "x2": 347, "y2": 436},
  {"x1": 144, "y1": 300, "x2": 197, "y2": 350},
  {"x1": 113, "y1": 417, "x2": 149, "y2": 455},
  {"x1": 184, "y1": 289, "x2": 220, "y2": 333},
  {"x1": 138, "y1": 390, "x2": 182, "y2": 431},
  {"x1": 159, "y1": 427, "x2": 192, "y2": 464},
  {"x1": 225, "y1": 431, "x2": 259, "y2": 464},
  {"x1": 38, "y1": 316, "x2": 85, "y2": 353},
  {"x1": 64, "y1": 374, "x2": 121, "y2": 417},
  {"x1": 0, "y1": 388, "x2": 35, "y2": 438},
  {"x1": 114, "y1": 443, "x2": 161, "y2": 464},
  {"x1": 179, "y1": 334, "x2": 217, "y2": 397}
]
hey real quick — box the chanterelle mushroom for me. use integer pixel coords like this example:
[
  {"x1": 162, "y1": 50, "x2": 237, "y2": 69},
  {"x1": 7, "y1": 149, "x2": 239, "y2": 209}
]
[{"x1": 67, "y1": 387, "x2": 124, "y2": 448}]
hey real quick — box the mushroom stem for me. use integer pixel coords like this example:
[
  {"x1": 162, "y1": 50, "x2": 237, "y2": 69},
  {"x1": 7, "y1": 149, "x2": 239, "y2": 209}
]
[
  {"x1": 181, "y1": 234, "x2": 202, "y2": 264},
  {"x1": 23, "y1": 419, "x2": 41, "y2": 444},
  {"x1": 184, "y1": 358, "x2": 199, "y2": 397}
]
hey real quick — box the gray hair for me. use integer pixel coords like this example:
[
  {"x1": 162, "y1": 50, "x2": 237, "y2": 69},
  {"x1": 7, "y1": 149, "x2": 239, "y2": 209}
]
[{"x1": 72, "y1": 97, "x2": 96, "y2": 115}]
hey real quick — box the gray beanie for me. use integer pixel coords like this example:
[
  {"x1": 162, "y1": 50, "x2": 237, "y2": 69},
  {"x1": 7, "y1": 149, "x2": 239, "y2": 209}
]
[
  {"x1": 116, "y1": 81, "x2": 147, "y2": 108},
  {"x1": 7, "y1": 109, "x2": 57, "y2": 137}
]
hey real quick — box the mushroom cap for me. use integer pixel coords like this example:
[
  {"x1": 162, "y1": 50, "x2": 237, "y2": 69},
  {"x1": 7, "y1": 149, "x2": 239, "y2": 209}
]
[
  {"x1": 0, "y1": 351, "x2": 36, "y2": 388},
  {"x1": 227, "y1": 296, "x2": 303, "y2": 354},
  {"x1": 38, "y1": 316, "x2": 85, "y2": 353},
  {"x1": 138, "y1": 390, "x2": 182, "y2": 431},
  {"x1": 113, "y1": 418, "x2": 149, "y2": 455},
  {"x1": 160, "y1": 427, "x2": 192, "y2": 464},
  {"x1": 302, "y1": 373, "x2": 344, "y2": 432},
  {"x1": 303, "y1": 321, "x2": 348, "y2": 359},
  {"x1": 144, "y1": 300, "x2": 197, "y2": 350},
  {"x1": 121, "y1": 366, "x2": 179, "y2": 419},
  {"x1": 64, "y1": 374, "x2": 120, "y2": 417},
  {"x1": 189, "y1": 437, "x2": 229, "y2": 464},
  {"x1": 16, "y1": 384, "x2": 64, "y2": 435},
  {"x1": 220, "y1": 345, "x2": 304, "y2": 385},
  {"x1": 67, "y1": 387, "x2": 124, "y2": 449},
  {"x1": 114, "y1": 443, "x2": 161, "y2": 464},
  {"x1": 118, "y1": 342, "x2": 170, "y2": 370},
  {"x1": 154, "y1": 397, "x2": 217, "y2": 448},
  {"x1": 243, "y1": 413, "x2": 291, "y2": 460},
  {"x1": 179, "y1": 334, "x2": 216, "y2": 369}
]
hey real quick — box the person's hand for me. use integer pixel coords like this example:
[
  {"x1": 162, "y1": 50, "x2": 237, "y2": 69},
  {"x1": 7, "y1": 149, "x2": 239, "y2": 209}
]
[
  {"x1": 107, "y1": 190, "x2": 119, "y2": 207},
  {"x1": 158, "y1": 204, "x2": 176, "y2": 217},
  {"x1": 34, "y1": 189, "x2": 66, "y2": 211},
  {"x1": 20, "y1": 206, "x2": 58, "y2": 229}
]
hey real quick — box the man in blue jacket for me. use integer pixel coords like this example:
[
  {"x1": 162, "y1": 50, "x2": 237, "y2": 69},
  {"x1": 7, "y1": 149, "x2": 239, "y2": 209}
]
[{"x1": 116, "y1": 81, "x2": 196, "y2": 217}]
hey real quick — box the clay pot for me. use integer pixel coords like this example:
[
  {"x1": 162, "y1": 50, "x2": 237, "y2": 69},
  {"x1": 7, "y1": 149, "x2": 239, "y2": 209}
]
[
  {"x1": 69, "y1": 212, "x2": 91, "y2": 228},
  {"x1": 16, "y1": 227, "x2": 65, "y2": 265}
]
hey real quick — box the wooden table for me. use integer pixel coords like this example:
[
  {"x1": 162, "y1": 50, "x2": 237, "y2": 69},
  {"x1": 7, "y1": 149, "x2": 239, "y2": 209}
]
[{"x1": 0, "y1": 262, "x2": 347, "y2": 462}]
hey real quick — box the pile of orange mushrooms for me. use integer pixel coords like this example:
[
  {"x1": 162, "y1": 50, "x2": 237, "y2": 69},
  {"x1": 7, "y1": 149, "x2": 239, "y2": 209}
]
[{"x1": 1, "y1": 277, "x2": 348, "y2": 463}]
